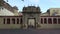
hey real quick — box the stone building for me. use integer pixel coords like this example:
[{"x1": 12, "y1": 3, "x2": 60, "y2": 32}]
[
  {"x1": 0, "y1": 0, "x2": 21, "y2": 29},
  {"x1": 47, "y1": 8, "x2": 60, "y2": 16},
  {"x1": 0, "y1": 0, "x2": 60, "y2": 29},
  {"x1": 0, "y1": 0, "x2": 19, "y2": 16},
  {"x1": 0, "y1": 5, "x2": 60, "y2": 29},
  {"x1": 22, "y1": 6, "x2": 41, "y2": 28}
]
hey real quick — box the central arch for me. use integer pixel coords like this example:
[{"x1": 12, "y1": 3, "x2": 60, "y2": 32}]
[{"x1": 27, "y1": 18, "x2": 36, "y2": 28}]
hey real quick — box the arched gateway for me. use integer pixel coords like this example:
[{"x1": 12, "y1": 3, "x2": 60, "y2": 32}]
[{"x1": 22, "y1": 6, "x2": 41, "y2": 28}]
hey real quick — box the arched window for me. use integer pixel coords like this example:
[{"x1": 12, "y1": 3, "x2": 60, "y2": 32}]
[
  {"x1": 17, "y1": 18, "x2": 19, "y2": 24},
  {"x1": 20, "y1": 18, "x2": 23, "y2": 24},
  {"x1": 44, "y1": 18, "x2": 47, "y2": 24},
  {"x1": 41, "y1": 18, "x2": 43, "y2": 24},
  {"x1": 58, "y1": 18, "x2": 60, "y2": 24},
  {"x1": 48, "y1": 18, "x2": 52, "y2": 24},
  {"x1": 3, "y1": 18, "x2": 5, "y2": 24},
  {"x1": 12, "y1": 18, "x2": 15, "y2": 24},
  {"x1": 7, "y1": 18, "x2": 10, "y2": 24},
  {"x1": 53, "y1": 18, "x2": 57, "y2": 24}
]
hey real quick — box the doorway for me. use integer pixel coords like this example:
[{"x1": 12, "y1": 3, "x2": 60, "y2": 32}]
[{"x1": 27, "y1": 18, "x2": 36, "y2": 28}]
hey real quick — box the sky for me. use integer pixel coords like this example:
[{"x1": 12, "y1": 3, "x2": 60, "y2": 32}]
[{"x1": 4, "y1": 0, "x2": 60, "y2": 13}]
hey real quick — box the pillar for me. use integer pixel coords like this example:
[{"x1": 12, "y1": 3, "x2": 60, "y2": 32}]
[
  {"x1": 10, "y1": 18, "x2": 12, "y2": 24},
  {"x1": 19, "y1": 18, "x2": 20, "y2": 24},
  {"x1": 52, "y1": 18, "x2": 53, "y2": 24},
  {"x1": 47, "y1": 18, "x2": 48, "y2": 24},
  {"x1": 40, "y1": 17, "x2": 41, "y2": 24},
  {"x1": 15, "y1": 18, "x2": 17, "y2": 24},
  {"x1": 57, "y1": 18, "x2": 58, "y2": 24},
  {"x1": 5, "y1": 18, "x2": 7, "y2": 24},
  {"x1": 43, "y1": 18, "x2": 44, "y2": 24}
]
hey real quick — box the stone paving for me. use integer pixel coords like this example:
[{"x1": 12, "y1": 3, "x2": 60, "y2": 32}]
[{"x1": 0, "y1": 29, "x2": 60, "y2": 34}]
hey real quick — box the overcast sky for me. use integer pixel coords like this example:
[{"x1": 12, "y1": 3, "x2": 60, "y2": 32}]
[{"x1": 4, "y1": 0, "x2": 60, "y2": 13}]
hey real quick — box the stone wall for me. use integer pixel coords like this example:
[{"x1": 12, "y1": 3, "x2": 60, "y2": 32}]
[
  {"x1": 38, "y1": 24, "x2": 60, "y2": 29},
  {"x1": 0, "y1": 16, "x2": 22, "y2": 29}
]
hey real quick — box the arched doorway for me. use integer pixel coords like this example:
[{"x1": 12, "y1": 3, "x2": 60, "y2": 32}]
[{"x1": 27, "y1": 18, "x2": 36, "y2": 28}]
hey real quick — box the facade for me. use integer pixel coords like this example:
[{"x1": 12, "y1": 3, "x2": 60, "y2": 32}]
[
  {"x1": 0, "y1": 16, "x2": 22, "y2": 29},
  {"x1": 0, "y1": 0, "x2": 20, "y2": 29},
  {"x1": 0, "y1": 6, "x2": 60, "y2": 29},
  {"x1": 0, "y1": 0, "x2": 60, "y2": 29},
  {"x1": 22, "y1": 6, "x2": 41, "y2": 28}
]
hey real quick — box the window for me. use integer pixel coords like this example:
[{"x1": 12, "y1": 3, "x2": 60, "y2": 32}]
[
  {"x1": 20, "y1": 18, "x2": 22, "y2": 24},
  {"x1": 53, "y1": 18, "x2": 57, "y2": 24},
  {"x1": 17, "y1": 18, "x2": 19, "y2": 24},
  {"x1": 3, "y1": 18, "x2": 5, "y2": 24},
  {"x1": 58, "y1": 18, "x2": 60, "y2": 24},
  {"x1": 41, "y1": 18, "x2": 43, "y2": 24},
  {"x1": 12, "y1": 18, "x2": 15, "y2": 24},
  {"x1": 44, "y1": 18, "x2": 47, "y2": 24},
  {"x1": 7, "y1": 18, "x2": 10, "y2": 24},
  {"x1": 48, "y1": 18, "x2": 52, "y2": 24}
]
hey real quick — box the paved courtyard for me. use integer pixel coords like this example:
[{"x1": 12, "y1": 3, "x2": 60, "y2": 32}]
[{"x1": 0, "y1": 29, "x2": 60, "y2": 34}]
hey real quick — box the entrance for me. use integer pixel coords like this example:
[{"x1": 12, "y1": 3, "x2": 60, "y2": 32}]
[{"x1": 28, "y1": 18, "x2": 36, "y2": 28}]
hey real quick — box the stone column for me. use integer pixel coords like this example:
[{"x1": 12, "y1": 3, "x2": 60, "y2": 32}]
[
  {"x1": 57, "y1": 18, "x2": 58, "y2": 24},
  {"x1": 15, "y1": 18, "x2": 17, "y2": 24},
  {"x1": 5, "y1": 18, "x2": 7, "y2": 24},
  {"x1": 10, "y1": 18, "x2": 12, "y2": 24},
  {"x1": 40, "y1": 18, "x2": 41, "y2": 24},
  {"x1": 43, "y1": 18, "x2": 44, "y2": 24},
  {"x1": 52, "y1": 18, "x2": 53, "y2": 24},
  {"x1": 19, "y1": 18, "x2": 20, "y2": 24},
  {"x1": 47, "y1": 18, "x2": 48, "y2": 24}
]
